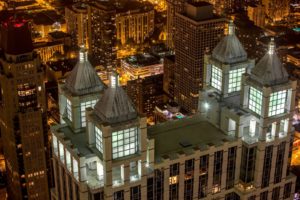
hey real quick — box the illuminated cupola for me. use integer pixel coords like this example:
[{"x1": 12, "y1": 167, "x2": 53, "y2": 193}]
[
  {"x1": 65, "y1": 47, "x2": 104, "y2": 96},
  {"x1": 94, "y1": 71, "x2": 137, "y2": 124},
  {"x1": 58, "y1": 46, "x2": 105, "y2": 131},
  {"x1": 250, "y1": 38, "x2": 289, "y2": 86},
  {"x1": 241, "y1": 38, "x2": 296, "y2": 142},
  {"x1": 203, "y1": 20, "x2": 254, "y2": 97}
]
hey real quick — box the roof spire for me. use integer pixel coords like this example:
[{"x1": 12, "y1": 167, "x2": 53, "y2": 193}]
[
  {"x1": 228, "y1": 20, "x2": 234, "y2": 35},
  {"x1": 79, "y1": 45, "x2": 88, "y2": 63},
  {"x1": 109, "y1": 71, "x2": 119, "y2": 88},
  {"x1": 268, "y1": 37, "x2": 275, "y2": 55}
]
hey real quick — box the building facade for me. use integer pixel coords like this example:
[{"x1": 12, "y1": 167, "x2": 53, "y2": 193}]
[
  {"x1": 174, "y1": 2, "x2": 226, "y2": 113},
  {"x1": 115, "y1": 2, "x2": 155, "y2": 45},
  {"x1": 65, "y1": 3, "x2": 89, "y2": 48},
  {"x1": 0, "y1": 19, "x2": 50, "y2": 199},
  {"x1": 262, "y1": 0, "x2": 290, "y2": 22},
  {"x1": 50, "y1": 21, "x2": 296, "y2": 200},
  {"x1": 88, "y1": 2, "x2": 117, "y2": 68},
  {"x1": 126, "y1": 74, "x2": 164, "y2": 117}
]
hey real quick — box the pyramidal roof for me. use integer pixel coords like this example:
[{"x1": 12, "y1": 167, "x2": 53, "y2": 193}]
[
  {"x1": 94, "y1": 72, "x2": 137, "y2": 124},
  {"x1": 251, "y1": 38, "x2": 289, "y2": 86},
  {"x1": 212, "y1": 21, "x2": 247, "y2": 64},
  {"x1": 65, "y1": 48, "x2": 104, "y2": 95}
]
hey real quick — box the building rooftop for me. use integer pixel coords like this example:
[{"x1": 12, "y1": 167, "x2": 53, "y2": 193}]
[
  {"x1": 251, "y1": 38, "x2": 289, "y2": 86},
  {"x1": 94, "y1": 76, "x2": 138, "y2": 124},
  {"x1": 1, "y1": 17, "x2": 33, "y2": 55},
  {"x1": 212, "y1": 21, "x2": 247, "y2": 64},
  {"x1": 65, "y1": 48, "x2": 105, "y2": 96},
  {"x1": 148, "y1": 115, "x2": 236, "y2": 162},
  {"x1": 53, "y1": 124, "x2": 92, "y2": 157},
  {"x1": 124, "y1": 53, "x2": 161, "y2": 68}
]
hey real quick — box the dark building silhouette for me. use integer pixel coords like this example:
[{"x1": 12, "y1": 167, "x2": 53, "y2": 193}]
[{"x1": 0, "y1": 17, "x2": 50, "y2": 200}]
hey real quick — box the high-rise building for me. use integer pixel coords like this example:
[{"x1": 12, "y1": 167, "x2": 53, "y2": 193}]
[
  {"x1": 50, "y1": 21, "x2": 296, "y2": 200},
  {"x1": 174, "y1": 2, "x2": 226, "y2": 113},
  {"x1": 247, "y1": 3, "x2": 266, "y2": 28},
  {"x1": 262, "y1": 0, "x2": 290, "y2": 22},
  {"x1": 115, "y1": 1, "x2": 155, "y2": 45},
  {"x1": 0, "y1": 18, "x2": 50, "y2": 200},
  {"x1": 163, "y1": 54, "x2": 175, "y2": 99},
  {"x1": 200, "y1": 22, "x2": 296, "y2": 200},
  {"x1": 65, "y1": 3, "x2": 89, "y2": 48},
  {"x1": 88, "y1": 1, "x2": 117, "y2": 68},
  {"x1": 166, "y1": 0, "x2": 185, "y2": 49},
  {"x1": 126, "y1": 74, "x2": 164, "y2": 117}
]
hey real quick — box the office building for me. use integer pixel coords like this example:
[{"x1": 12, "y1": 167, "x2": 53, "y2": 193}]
[
  {"x1": 247, "y1": 4, "x2": 265, "y2": 28},
  {"x1": 262, "y1": 0, "x2": 290, "y2": 22},
  {"x1": 0, "y1": 18, "x2": 50, "y2": 199},
  {"x1": 88, "y1": 1, "x2": 116, "y2": 68},
  {"x1": 115, "y1": 1, "x2": 155, "y2": 45},
  {"x1": 65, "y1": 3, "x2": 89, "y2": 48},
  {"x1": 126, "y1": 74, "x2": 164, "y2": 117},
  {"x1": 121, "y1": 53, "x2": 163, "y2": 80},
  {"x1": 166, "y1": 0, "x2": 185, "y2": 49},
  {"x1": 174, "y1": 2, "x2": 226, "y2": 113},
  {"x1": 163, "y1": 55, "x2": 175, "y2": 99},
  {"x1": 50, "y1": 21, "x2": 296, "y2": 200}
]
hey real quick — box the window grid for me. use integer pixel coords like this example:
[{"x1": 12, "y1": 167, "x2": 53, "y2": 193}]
[
  {"x1": 95, "y1": 126, "x2": 103, "y2": 153},
  {"x1": 80, "y1": 100, "x2": 97, "y2": 127},
  {"x1": 67, "y1": 99, "x2": 72, "y2": 121},
  {"x1": 268, "y1": 90, "x2": 287, "y2": 117},
  {"x1": 112, "y1": 127, "x2": 138, "y2": 159},
  {"x1": 249, "y1": 87, "x2": 262, "y2": 115},
  {"x1": 211, "y1": 65, "x2": 222, "y2": 91},
  {"x1": 228, "y1": 68, "x2": 245, "y2": 93}
]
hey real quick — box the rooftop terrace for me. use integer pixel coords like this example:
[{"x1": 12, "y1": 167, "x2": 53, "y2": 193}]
[{"x1": 148, "y1": 115, "x2": 237, "y2": 162}]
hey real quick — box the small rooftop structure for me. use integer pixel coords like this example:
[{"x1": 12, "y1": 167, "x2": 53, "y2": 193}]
[
  {"x1": 64, "y1": 47, "x2": 104, "y2": 95},
  {"x1": 212, "y1": 21, "x2": 247, "y2": 64},
  {"x1": 185, "y1": 1, "x2": 213, "y2": 21},
  {"x1": 94, "y1": 72, "x2": 138, "y2": 124},
  {"x1": 251, "y1": 38, "x2": 289, "y2": 86}
]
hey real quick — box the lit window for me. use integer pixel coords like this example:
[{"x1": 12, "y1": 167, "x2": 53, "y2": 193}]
[
  {"x1": 95, "y1": 126, "x2": 103, "y2": 153},
  {"x1": 59, "y1": 141, "x2": 64, "y2": 163},
  {"x1": 248, "y1": 87, "x2": 262, "y2": 115},
  {"x1": 52, "y1": 135, "x2": 58, "y2": 156},
  {"x1": 211, "y1": 65, "x2": 222, "y2": 91},
  {"x1": 228, "y1": 68, "x2": 245, "y2": 93},
  {"x1": 66, "y1": 99, "x2": 72, "y2": 122},
  {"x1": 112, "y1": 127, "x2": 138, "y2": 159},
  {"x1": 80, "y1": 100, "x2": 97, "y2": 127},
  {"x1": 268, "y1": 90, "x2": 287, "y2": 117}
]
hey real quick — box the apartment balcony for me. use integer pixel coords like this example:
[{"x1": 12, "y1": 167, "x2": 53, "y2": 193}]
[
  {"x1": 242, "y1": 134, "x2": 258, "y2": 144},
  {"x1": 236, "y1": 182, "x2": 255, "y2": 194}
]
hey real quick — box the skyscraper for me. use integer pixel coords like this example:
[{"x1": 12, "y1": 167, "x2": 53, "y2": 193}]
[
  {"x1": 0, "y1": 18, "x2": 49, "y2": 199},
  {"x1": 174, "y1": 2, "x2": 226, "y2": 113},
  {"x1": 262, "y1": 0, "x2": 289, "y2": 22}
]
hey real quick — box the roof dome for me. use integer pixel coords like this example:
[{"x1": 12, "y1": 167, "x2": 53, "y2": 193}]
[
  {"x1": 65, "y1": 48, "x2": 104, "y2": 95},
  {"x1": 94, "y1": 72, "x2": 137, "y2": 124},
  {"x1": 251, "y1": 38, "x2": 289, "y2": 86},
  {"x1": 212, "y1": 21, "x2": 247, "y2": 64}
]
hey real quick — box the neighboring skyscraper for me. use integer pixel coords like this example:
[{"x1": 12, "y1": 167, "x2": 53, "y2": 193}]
[
  {"x1": 174, "y1": 2, "x2": 226, "y2": 113},
  {"x1": 126, "y1": 74, "x2": 164, "y2": 117},
  {"x1": 163, "y1": 54, "x2": 175, "y2": 99},
  {"x1": 65, "y1": 3, "x2": 89, "y2": 48},
  {"x1": 0, "y1": 18, "x2": 50, "y2": 199},
  {"x1": 247, "y1": 3, "x2": 266, "y2": 28},
  {"x1": 166, "y1": 0, "x2": 185, "y2": 49},
  {"x1": 115, "y1": 1, "x2": 155, "y2": 45},
  {"x1": 262, "y1": 0, "x2": 289, "y2": 22},
  {"x1": 88, "y1": 1, "x2": 117, "y2": 68}
]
